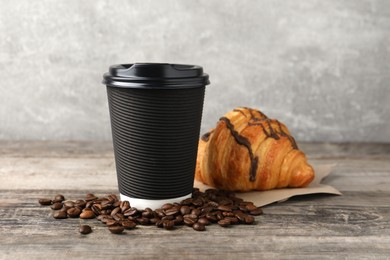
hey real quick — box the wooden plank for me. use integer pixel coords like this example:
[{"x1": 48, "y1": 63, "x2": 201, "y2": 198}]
[{"x1": 1, "y1": 141, "x2": 390, "y2": 259}]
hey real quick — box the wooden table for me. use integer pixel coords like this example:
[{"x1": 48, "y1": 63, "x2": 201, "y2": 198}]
[{"x1": 1, "y1": 141, "x2": 389, "y2": 259}]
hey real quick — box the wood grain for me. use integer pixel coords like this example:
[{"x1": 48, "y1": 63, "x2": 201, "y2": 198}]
[{"x1": 1, "y1": 141, "x2": 390, "y2": 259}]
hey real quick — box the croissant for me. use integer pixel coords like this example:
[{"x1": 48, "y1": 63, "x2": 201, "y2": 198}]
[{"x1": 195, "y1": 107, "x2": 315, "y2": 191}]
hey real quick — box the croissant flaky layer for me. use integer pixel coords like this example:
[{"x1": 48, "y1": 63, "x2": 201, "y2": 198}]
[{"x1": 195, "y1": 107, "x2": 315, "y2": 191}]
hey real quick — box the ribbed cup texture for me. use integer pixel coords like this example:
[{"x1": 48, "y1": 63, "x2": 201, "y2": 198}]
[{"x1": 107, "y1": 86, "x2": 205, "y2": 199}]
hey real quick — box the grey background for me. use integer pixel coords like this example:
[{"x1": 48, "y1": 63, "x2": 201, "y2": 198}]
[{"x1": 0, "y1": 0, "x2": 389, "y2": 142}]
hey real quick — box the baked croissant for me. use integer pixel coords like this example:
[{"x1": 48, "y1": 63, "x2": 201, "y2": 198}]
[{"x1": 195, "y1": 107, "x2": 315, "y2": 191}]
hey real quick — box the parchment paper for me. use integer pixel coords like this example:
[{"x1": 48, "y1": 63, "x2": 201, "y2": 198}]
[{"x1": 194, "y1": 164, "x2": 341, "y2": 207}]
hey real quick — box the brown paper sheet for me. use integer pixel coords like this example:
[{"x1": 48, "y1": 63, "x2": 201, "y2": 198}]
[{"x1": 194, "y1": 164, "x2": 341, "y2": 207}]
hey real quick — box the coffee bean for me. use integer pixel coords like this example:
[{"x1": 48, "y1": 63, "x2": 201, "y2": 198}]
[
  {"x1": 249, "y1": 208, "x2": 263, "y2": 216},
  {"x1": 193, "y1": 222, "x2": 205, "y2": 231},
  {"x1": 198, "y1": 217, "x2": 210, "y2": 226},
  {"x1": 218, "y1": 219, "x2": 231, "y2": 227},
  {"x1": 142, "y1": 208, "x2": 154, "y2": 218},
  {"x1": 162, "y1": 220, "x2": 174, "y2": 230},
  {"x1": 50, "y1": 202, "x2": 63, "y2": 210},
  {"x1": 235, "y1": 212, "x2": 247, "y2": 223},
  {"x1": 164, "y1": 208, "x2": 179, "y2": 216},
  {"x1": 80, "y1": 209, "x2": 95, "y2": 219},
  {"x1": 110, "y1": 207, "x2": 121, "y2": 217},
  {"x1": 225, "y1": 216, "x2": 239, "y2": 225},
  {"x1": 108, "y1": 225, "x2": 124, "y2": 234},
  {"x1": 123, "y1": 208, "x2": 139, "y2": 217},
  {"x1": 180, "y1": 206, "x2": 191, "y2": 215},
  {"x1": 174, "y1": 215, "x2": 184, "y2": 225},
  {"x1": 91, "y1": 204, "x2": 102, "y2": 216},
  {"x1": 137, "y1": 217, "x2": 150, "y2": 225},
  {"x1": 120, "y1": 201, "x2": 130, "y2": 212},
  {"x1": 75, "y1": 200, "x2": 86, "y2": 208},
  {"x1": 244, "y1": 215, "x2": 255, "y2": 224},
  {"x1": 53, "y1": 194, "x2": 65, "y2": 203},
  {"x1": 85, "y1": 193, "x2": 98, "y2": 201},
  {"x1": 38, "y1": 198, "x2": 52, "y2": 206},
  {"x1": 149, "y1": 218, "x2": 160, "y2": 225},
  {"x1": 183, "y1": 217, "x2": 196, "y2": 226},
  {"x1": 121, "y1": 220, "x2": 137, "y2": 229},
  {"x1": 105, "y1": 219, "x2": 118, "y2": 227},
  {"x1": 64, "y1": 201, "x2": 75, "y2": 208},
  {"x1": 79, "y1": 225, "x2": 92, "y2": 235},
  {"x1": 191, "y1": 208, "x2": 201, "y2": 216},
  {"x1": 245, "y1": 203, "x2": 258, "y2": 212},
  {"x1": 161, "y1": 203, "x2": 173, "y2": 210},
  {"x1": 67, "y1": 207, "x2": 81, "y2": 218},
  {"x1": 53, "y1": 210, "x2": 67, "y2": 219},
  {"x1": 205, "y1": 213, "x2": 218, "y2": 223},
  {"x1": 161, "y1": 215, "x2": 175, "y2": 221},
  {"x1": 217, "y1": 205, "x2": 233, "y2": 212}
]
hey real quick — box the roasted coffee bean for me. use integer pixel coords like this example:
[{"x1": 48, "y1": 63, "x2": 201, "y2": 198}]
[
  {"x1": 155, "y1": 209, "x2": 166, "y2": 218},
  {"x1": 225, "y1": 216, "x2": 239, "y2": 225},
  {"x1": 137, "y1": 217, "x2": 150, "y2": 225},
  {"x1": 216, "y1": 212, "x2": 224, "y2": 221},
  {"x1": 97, "y1": 214, "x2": 108, "y2": 222},
  {"x1": 38, "y1": 198, "x2": 52, "y2": 206},
  {"x1": 67, "y1": 207, "x2": 81, "y2": 218},
  {"x1": 85, "y1": 201, "x2": 94, "y2": 209},
  {"x1": 191, "y1": 208, "x2": 201, "y2": 216},
  {"x1": 124, "y1": 207, "x2": 139, "y2": 217},
  {"x1": 183, "y1": 214, "x2": 198, "y2": 220},
  {"x1": 235, "y1": 212, "x2": 247, "y2": 223},
  {"x1": 180, "y1": 198, "x2": 193, "y2": 206},
  {"x1": 50, "y1": 202, "x2": 63, "y2": 210},
  {"x1": 249, "y1": 208, "x2": 263, "y2": 216},
  {"x1": 193, "y1": 222, "x2": 205, "y2": 231},
  {"x1": 192, "y1": 199, "x2": 203, "y2": 207},
  {"x1": 85, "y1": 193, "x2": 98, "y2": 201},
  {"x1": 205, "y1": 213, "x2": 218, "y2": 223},
  {"x1": 113, "y1": 201, "x2": 121, "y2": 208},
  {"x1": 218, "y1": 219, "x2": 231, "y2": 227},
  {"x1": 108, "y1": 225, "x2": 124, "y2": 234},
  {"x1": 180, "y1": 205, "x2": 191, "y2": 215},
  {"x1": 53, "y1": 210, "x2": 67, "y2": 219},
  {"x1": 164, "y1": 208, "x2": 179, "y2": 216},
  {"x1": 198, "y1": 217, "x2": 210, "y2": 226},
  {"x1": 217, "y1": 205, "x2": 233, "y2": 212},
  {"x1": 120, "y1": 201, "x2": 130, "y2": 212},
  {"x1": 53, "y1": 194, "x2": 65, "y2": 203},
  {"x1": 162, "y1": 220, "x2": 174, "y2": 230},
  {"x1": 113, "y1": 213, "x2": 125, "y2": 222},
  {"x1": 244, "y1": 215, "x2": 255, "y2": 224},
  {"x1": 161, "y1": 215, "x2": 175, "y2": 221},
  {"x1": 121, "y1": 220, "x2": 137, "y2": 229},
  {"x1": 142, "y1": 208, "x2": 154, "y2": 218},
  {"x1": 200, "y1": 206, "x2": 213, "y2": 214},
  {"x1": 80, "y1": 209, "x2": 95, "y2": 219},
  {"x1": 183, "y1": 217, "x2": 196, "y2": 226},
  {"x1": 92, "y1": 204, "x2": 102, "y2": 216},
  {"x1": 79, "y1": 225, "x2": 92, "y2": 235},
  {"x1": 161, "y1": 203, "x2": 173, "y2": 210},
  {"x1": 222, "y1": 211, "x2": 235, "y2": 217},
  {"x1": 105, "y1": 219, "x2": 118, "y2": 227},
  {"x1": 64, "y1": 201, "x2": 75, "y2": 208},
  {"x1": 110, "y1": 207, "x2": 121, "y2": 217},
  {"x1": 174, "y1": 215, "x2": 184, "y2": 225},
  {"x1": 155, "y1": 220, "x2": 164, "y2": 228},
  {"x1": 149, "y1": 218, "x2": 160, "y2": 225},
  {"x1": 75, "y1": 200, "x2": 86, "y2": 208},
  {"x1": 60, "y1": 205, "x2": 71, "y2": 212},
  {"x1": 245, "y1": 203, "x2": 258, "y2": 212}
]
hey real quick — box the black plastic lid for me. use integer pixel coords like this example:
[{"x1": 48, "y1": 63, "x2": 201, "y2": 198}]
[{"x1": 102, "y1": 63, "x2": 210, "y2": 89}]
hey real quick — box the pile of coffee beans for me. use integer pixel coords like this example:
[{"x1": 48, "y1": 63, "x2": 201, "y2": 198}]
[{"x1": 38, "y1": 188, "x2": 263, "y2": 234}]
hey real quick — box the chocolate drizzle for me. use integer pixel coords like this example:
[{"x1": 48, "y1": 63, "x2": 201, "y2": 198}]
[
  {"x1": 220, "y1": 117, "x2": 258, "y2": 182},
  {"x1": 201, "y1": 130, "x2": 214, "y2": 142}
]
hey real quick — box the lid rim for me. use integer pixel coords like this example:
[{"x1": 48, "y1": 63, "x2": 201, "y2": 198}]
[{"x1": 102, "y1": 63, "x2": 210, "y2": 89}]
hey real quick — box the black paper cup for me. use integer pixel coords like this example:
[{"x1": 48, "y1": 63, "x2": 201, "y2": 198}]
[{"x1": 102, "y1": 63, "x2": 210, "y2": 209}]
